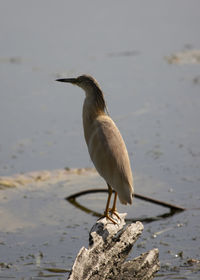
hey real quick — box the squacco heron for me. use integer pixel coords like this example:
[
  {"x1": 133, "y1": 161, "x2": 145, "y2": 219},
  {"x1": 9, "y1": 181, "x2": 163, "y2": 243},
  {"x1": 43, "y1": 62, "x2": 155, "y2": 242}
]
[{"x1": 56, "y1": 75, "x2": 134, "y2": 223}]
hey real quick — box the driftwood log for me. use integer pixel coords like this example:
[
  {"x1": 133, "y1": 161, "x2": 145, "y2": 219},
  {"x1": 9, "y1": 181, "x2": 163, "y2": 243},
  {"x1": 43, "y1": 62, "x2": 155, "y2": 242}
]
[{"x1": 67, "y1": 213, "x2": 159, "y2": 280}]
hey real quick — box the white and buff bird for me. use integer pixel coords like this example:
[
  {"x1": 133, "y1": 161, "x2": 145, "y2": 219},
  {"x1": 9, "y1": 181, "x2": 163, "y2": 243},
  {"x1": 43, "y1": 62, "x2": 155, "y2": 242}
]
[{"x1": 56, "y1": 75, "x2": 134, "y2": 223}]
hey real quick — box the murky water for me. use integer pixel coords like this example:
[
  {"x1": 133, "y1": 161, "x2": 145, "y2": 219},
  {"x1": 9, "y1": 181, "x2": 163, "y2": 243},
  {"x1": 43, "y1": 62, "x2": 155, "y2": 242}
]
[
  {"x1": 0, "y1": 170, "x2": 199, "y2": 279},
  {"x1": 0, "y1": 1, "x2": 200, "y2": 279}
]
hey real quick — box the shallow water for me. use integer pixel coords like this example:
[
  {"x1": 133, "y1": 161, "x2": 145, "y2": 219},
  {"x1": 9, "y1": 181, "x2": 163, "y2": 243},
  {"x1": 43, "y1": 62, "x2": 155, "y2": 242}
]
[
  {"x1": 0, "y1": 0, "x2": 200, "y2": 279},
  {"x1": 0, "y1": 170, "x2": 199, "y2": 279}
]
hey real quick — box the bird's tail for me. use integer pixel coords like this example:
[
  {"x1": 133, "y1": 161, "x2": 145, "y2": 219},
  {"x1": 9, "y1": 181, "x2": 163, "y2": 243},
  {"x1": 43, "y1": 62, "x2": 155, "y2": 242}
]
[{"x1": 117, "y1": 183, "x2": 134, "y2": 205}]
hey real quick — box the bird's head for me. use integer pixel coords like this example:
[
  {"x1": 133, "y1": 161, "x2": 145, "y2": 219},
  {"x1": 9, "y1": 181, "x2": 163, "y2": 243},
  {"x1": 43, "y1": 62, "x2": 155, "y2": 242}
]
[
  {"x1": 56, "y1": 74, "x2": 108, "y2": 114},
  {"x1": 56, "y1": 75, "x2": 101, "y2": 94}
]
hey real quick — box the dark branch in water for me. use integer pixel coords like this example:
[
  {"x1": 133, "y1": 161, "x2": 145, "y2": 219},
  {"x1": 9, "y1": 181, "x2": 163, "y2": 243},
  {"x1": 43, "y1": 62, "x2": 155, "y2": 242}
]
[{"x1": 66, "y1": 188, "x2": 186, "y2": 224}]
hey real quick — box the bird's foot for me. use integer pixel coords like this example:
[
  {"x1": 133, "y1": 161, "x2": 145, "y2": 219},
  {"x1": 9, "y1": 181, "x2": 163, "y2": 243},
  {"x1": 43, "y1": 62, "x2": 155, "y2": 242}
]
[
  {"x1": 109, "y1": 209, "x2": 121, "y2": 220},
  {"x1": 105, "y1": 213, "x2": 118, "y2": 224},
  {"x1": 99, "y1": 209, "x2": 121, "y2": 224},
  {"x1": 98, "y1": 211, "x2": 118, "y2": 224}
]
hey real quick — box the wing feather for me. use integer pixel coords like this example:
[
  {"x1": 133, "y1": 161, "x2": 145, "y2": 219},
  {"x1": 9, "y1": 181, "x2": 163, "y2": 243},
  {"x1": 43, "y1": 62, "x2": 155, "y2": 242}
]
[{"x1": 87, "y1": 115, "x2": 134, "y2": 204}]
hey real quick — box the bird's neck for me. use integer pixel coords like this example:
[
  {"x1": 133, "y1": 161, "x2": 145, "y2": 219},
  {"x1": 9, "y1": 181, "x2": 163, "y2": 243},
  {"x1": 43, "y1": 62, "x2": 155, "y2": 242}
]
[
  {"x1": 83, "y1": 86, "x2": 107, "y2": 119},
  {"x1": 82, "y1": 95, "x2": 106, "y2": 144},
  {"x1": 83, "y1": 95, "x2": 106, "y2": 121}
]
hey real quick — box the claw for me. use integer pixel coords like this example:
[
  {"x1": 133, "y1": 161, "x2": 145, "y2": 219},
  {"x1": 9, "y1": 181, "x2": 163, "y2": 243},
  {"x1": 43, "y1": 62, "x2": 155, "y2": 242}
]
[
  {"x1": 110, "y1": 209, "x2": 121, "y2": 220},
  {"x1": 98, "y1": 212, "x2": 117, "y2": 224},
  {"x1": 104, "y1": 211, "x2": 118, "y2": 224}
]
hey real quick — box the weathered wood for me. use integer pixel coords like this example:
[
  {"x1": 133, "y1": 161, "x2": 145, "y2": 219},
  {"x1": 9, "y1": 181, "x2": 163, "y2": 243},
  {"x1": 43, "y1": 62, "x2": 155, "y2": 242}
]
[
  {"x1": 67, "y1": 213, "x2": 159, "y2": 280},
  {"x1": 119, "y1": 249, "x2": 160, "y2": 280}
]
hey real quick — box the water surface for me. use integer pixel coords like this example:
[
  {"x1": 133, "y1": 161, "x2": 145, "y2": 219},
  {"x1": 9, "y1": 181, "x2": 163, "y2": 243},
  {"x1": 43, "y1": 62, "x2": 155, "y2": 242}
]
[{"x1": 0, "y1": 1, "x2": 200, "y2": 279}]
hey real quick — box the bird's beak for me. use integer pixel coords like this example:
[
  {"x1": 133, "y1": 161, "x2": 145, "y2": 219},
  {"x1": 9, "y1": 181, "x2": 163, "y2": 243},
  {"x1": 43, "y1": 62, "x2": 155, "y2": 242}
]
[{"x1": 56, "y1": 78, "x2": 77, "y2": 84}]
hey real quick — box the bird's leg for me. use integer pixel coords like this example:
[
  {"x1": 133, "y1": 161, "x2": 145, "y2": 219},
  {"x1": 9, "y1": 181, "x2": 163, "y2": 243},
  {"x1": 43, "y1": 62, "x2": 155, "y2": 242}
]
[
  {"x1": 104, "y1": 184, "x2": 112, "y2": 215},
  {"x1": 103, "y1": 184, "x2": 117, "y2": 224},
  {"x1": 110, "y1": 192, "x2": 121, "y2": 220}
]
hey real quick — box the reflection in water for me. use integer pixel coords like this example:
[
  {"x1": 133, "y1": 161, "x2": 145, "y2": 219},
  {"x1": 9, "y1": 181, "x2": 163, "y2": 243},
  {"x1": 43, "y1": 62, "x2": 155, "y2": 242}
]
[{"x1": 66, "y1": 189, "x2": 185, "y2": 224}]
